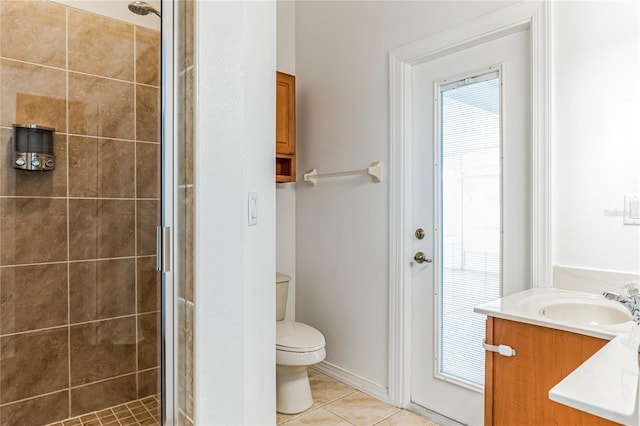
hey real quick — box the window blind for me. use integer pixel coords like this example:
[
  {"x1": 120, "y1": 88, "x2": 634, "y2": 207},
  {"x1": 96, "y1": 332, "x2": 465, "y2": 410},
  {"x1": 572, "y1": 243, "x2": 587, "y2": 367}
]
[{"x1": 439, "y1": 75, "x2": 501, "y2": 387}]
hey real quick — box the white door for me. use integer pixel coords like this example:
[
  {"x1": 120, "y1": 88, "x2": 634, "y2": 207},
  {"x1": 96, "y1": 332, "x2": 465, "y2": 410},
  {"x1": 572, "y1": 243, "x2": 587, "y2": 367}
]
[{"x1": 410, "y1": 29, "x2": 531, "y2": 425}]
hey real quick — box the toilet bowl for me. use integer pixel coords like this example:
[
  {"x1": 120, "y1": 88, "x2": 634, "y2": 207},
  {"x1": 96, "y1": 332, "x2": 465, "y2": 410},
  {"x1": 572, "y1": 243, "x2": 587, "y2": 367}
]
[{"x1": 276, "y1": 273, "x2": 326, "y2": 414}]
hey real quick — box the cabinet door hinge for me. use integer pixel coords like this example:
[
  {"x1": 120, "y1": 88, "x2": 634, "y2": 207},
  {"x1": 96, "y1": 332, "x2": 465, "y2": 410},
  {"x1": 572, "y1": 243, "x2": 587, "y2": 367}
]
[
  {"x1": 483, "y1": 339, "x2": 516, "y2": 357},
  {"x1": 157, "y1": 226, "x2": 171, "y2": 272}
]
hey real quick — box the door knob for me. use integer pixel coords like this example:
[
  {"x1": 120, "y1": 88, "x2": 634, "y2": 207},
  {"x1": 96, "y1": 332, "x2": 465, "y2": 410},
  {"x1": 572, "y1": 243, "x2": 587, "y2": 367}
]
[{"x1": 414, "y1": 252, "x2": 432, "y2": 264}]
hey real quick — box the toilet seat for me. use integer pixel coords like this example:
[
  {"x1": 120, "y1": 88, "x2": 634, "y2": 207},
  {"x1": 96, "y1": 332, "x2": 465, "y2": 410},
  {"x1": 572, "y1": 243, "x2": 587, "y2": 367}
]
[{"x1": 276, "y1": 321, "x2": 325, "y2": 353}]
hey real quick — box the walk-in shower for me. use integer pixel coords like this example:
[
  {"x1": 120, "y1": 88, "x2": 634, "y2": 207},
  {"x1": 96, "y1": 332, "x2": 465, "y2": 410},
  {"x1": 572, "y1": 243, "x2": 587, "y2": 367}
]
[{"x1": 0, "y1": 0, "x2": 193, "y2": 424}]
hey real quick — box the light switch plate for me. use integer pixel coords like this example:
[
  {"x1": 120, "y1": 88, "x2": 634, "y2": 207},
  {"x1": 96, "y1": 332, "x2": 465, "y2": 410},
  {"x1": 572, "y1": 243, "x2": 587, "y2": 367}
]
[
  {"x1": 624, "y1": 194, "x2": 640, "y2": 225},
  {"x1": 248, "y1": 191, "x2": 258, "y2": 226}
]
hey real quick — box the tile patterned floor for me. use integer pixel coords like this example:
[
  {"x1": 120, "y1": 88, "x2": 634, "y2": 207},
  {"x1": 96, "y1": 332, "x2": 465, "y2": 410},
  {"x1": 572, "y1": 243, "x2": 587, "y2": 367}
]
[
  {"x1": 48, "y1": 395, "x2": 160, "y2": 426},
  {"x1": 277, "y1": 369, "x2": 439, "y2": 426},
  {"x1": 46, "y1": 372, "x2": 436, "y2": 426}
]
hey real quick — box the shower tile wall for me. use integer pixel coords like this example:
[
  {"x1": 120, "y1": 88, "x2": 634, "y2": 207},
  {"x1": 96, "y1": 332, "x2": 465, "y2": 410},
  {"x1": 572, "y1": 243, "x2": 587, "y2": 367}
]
[
  {"x1": 0, "y1": 1, "x2": 160, "y2": 425},
  {"x1": 176, "y1": 0, "x2": 195, "y2": 425}
]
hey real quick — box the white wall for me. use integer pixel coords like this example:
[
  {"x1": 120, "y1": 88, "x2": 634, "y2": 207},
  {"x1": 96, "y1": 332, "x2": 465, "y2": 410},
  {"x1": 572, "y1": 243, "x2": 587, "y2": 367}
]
[
  {"x1": 193, "y1": 1, "x2": 276, "y2": 424},
  {"x1": 294, "y1": 1, "x2": 513, "y2": 389},
  {"x1": 551, "y1": 1, "x2": 640, "y2": 276},
  {"x1": 277, "y1": 0, "x2": 295, "y2": 76},
  {"x1": 276, "y1": 0, "x2": 297, "y2": 320}
]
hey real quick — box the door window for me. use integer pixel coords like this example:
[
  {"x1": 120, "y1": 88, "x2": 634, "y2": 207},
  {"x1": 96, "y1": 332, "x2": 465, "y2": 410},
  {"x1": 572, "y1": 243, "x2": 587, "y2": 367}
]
[{"x1": 438, "y1": 71, "x2": 501, "y2": 388}]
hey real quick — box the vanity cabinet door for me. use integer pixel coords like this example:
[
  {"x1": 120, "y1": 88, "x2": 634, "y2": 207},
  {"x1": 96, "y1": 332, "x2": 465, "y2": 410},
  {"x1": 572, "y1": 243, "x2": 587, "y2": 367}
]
[{"x1": 485, "y1": 317, "x2": 617, "y2": 426}]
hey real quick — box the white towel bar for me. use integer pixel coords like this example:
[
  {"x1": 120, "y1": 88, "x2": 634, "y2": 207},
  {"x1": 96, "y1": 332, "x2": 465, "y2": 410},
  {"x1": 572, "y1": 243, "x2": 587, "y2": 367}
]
[{"x1": 303, "y1": 161, "x2": 382, "y2": 186}]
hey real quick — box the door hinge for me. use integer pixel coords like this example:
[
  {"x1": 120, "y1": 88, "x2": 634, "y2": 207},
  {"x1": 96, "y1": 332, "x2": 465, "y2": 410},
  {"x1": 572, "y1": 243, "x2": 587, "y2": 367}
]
[
  {"x1": 483, "y1": 339, "x2": 516, "y2": 357},
  {"x1": 157, "y1": 226, "x2": 171, "y2": 272}
]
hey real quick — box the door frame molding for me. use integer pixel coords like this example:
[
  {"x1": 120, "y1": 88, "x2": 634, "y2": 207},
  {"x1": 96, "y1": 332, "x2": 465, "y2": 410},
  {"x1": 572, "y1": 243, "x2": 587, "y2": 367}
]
[{"x1": 388, "y1": 1, "x2": 550, "y2": 407}]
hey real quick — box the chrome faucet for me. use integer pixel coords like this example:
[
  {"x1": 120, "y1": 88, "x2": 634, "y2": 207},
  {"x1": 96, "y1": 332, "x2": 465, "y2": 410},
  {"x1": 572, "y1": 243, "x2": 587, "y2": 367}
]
[{"x1": 603, "y1": 282, "x2": 640, "y2": 323}]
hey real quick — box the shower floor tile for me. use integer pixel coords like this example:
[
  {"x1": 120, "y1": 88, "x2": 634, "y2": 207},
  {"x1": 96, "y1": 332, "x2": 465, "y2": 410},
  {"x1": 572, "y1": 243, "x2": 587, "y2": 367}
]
[{"x1": 48, "y1": 395, "x2": 160, "y2": 426}]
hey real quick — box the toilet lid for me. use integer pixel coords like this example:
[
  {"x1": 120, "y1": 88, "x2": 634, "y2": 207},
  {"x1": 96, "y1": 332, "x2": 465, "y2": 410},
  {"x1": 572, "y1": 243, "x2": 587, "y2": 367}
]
[{"x1": 276, "y1": 321, "x2": 325, "y2": 353}]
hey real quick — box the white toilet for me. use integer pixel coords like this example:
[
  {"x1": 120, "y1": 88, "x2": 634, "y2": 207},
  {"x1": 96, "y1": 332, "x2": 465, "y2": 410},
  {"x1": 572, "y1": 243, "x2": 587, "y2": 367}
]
[{"x1": 276, "y1": 272, "x2": 326, "y2": 414}]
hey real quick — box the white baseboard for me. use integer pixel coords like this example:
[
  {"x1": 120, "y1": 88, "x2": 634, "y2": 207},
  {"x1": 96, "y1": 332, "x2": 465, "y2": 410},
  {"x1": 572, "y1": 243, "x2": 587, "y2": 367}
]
[
  {"x1": 312, "y1": 361, "x2": 389, "y2": 404},
  {"x1": 406, "y1": 403, "x2": 464, "y2": 426}
]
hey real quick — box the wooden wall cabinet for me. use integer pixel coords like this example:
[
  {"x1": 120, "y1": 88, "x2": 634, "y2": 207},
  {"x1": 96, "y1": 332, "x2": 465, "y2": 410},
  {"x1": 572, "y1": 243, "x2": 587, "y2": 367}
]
[
  {"x1": 485, "y1": 317, "x2": 617, "y2": 425},
  {"x1": 276, "y1": 71, "x2": 296, "y2": 182}
]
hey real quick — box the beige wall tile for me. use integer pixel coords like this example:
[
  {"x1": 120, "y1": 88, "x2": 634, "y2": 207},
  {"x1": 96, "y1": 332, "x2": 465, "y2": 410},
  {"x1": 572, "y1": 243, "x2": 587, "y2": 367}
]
[
  {"x1": 1, "y1": 328, "x2": 69, "y2": 403},
  {"x1": 96, "y1": 200, "x2": 135, "y2": 259},
  {"x1": 185, "y1": 186, "x2": 194, "y2": 302},
  {"x1": 70, "y1": 317, "x2": 137, "y2": 386},
  {"x1": 186, "y1": 302, "x2": 194, "y2": 418},
  {"x1": 137, "y1": 256, "x2": 160, "y2": 314},
  {"x1": 177, "y1": 299, "x2": 186, "y2": 412},
  {"x1": 93, "y1": 200, "x2": 135, "y2": 259},
  {"x1": 136, "y1": 27, "x2": 160, "y2": 86},
  {"x1": 68, "y1": 199, "x2": 98, "y2": 260},
  {"x1": 185, "y1": 68, "x2": 194, "y2": 184},
  {"x1": 69, "y1": 199, "x2": 135, "y2": 260},
  {"x1": 68, "y1": 9, "x2": 134, "y2": 81},
  {"x1": 0, "y1": 198, "x2": 67, "y2": 265},
  {"x1": 68, "y1": 73, "x2": 134, "y2": 140},
  {"x1": 70, "y1": 373, "x2": 136, "y2": 417},
  {"x1": 176, "y1": 0, "x2": 187, "y2": 72},
  {"x1": 0, "y1": 390, "x2": 69, "y2": 425},
  {"x1": 138, "y1": 368, "x2": 160, "y2": 398},
  {"x1": 136, "y1": 85, "x2": 160, "y2": 142},
  {"x1": 69, "y1": 259, "x2": 136, "y2": 323},
  {"x1": 176, "y1": 186, "x2": 187, "y2": 300},
  {"x1": 68, "y1": 136, "x2": 135, "y2": 198},
  {"x1": 0, "y1": 59, "x2": 66, "y2": 131},
  {"x1": 0, "y1": 0, "x2": 66, "y2": 68},
  {"x1": 136, "y1": 142, "x2": 159, "y2": 198},
  {"x1": 138, "y1": 312, "x2": 160, "y2": 370},
  {"x1": 0, "y1": 129, "x2": 67, "y2": 197},
  {"x1": 186, "y1": 0, "x2": 194, "y2": 69},
  {"x1": 0, "y1": 263, "x2": 68, "y2": 334},
  {"x1": 136, "y1": 200, "x2": 159, "y2": 256},
  {"x1": 67, "y1": 136, "x2": 97, "y2": 197}
]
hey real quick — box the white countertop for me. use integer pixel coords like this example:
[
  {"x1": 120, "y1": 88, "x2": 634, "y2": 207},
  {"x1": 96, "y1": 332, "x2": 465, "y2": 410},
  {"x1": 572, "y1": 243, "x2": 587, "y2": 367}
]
[
  {"x1": 549, "y1": 333, "x2": 639, "y2": 425},
  {"x1": 475, "y1": 288, "x2": 640, "y2": 424},
  {"x1": 474, "y1": 287, "x2": 635, "y2": 340}
]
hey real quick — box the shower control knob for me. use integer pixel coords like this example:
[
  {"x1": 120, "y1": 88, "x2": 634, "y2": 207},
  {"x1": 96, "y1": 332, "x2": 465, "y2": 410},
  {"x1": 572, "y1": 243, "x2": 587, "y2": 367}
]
[
  {"x1": 31, "y1": 158, "x2": 40, "y2": 167},
  {"x1": 15, "y1": 158, "x2": 25, "y2": 166}
]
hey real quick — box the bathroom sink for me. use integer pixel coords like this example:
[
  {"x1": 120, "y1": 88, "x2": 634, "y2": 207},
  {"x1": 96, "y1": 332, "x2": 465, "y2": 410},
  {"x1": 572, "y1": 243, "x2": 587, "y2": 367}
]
[
  {"x1": 539, "y1": 302, "x2": 632, "y2": 327},
  {"x1": 517, "y1": 292, "x2": 634, "y2": 331}
]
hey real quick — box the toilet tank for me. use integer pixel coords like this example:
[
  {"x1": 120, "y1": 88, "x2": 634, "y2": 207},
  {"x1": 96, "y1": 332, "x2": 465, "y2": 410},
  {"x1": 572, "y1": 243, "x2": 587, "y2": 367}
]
[{"x1": 276, "y1": 272, "x2": 291, "y2": 321}]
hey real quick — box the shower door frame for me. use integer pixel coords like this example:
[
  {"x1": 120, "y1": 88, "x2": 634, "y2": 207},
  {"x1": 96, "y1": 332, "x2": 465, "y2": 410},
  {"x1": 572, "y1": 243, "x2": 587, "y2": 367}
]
[{"x1": 161, "y1": 0, "x2": 177, "y2": 424}]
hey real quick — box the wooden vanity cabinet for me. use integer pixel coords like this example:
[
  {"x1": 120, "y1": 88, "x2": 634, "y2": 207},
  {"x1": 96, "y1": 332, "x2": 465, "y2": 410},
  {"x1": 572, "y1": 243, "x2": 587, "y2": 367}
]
[
  {"x1": 485, "y1": 317, "x2": 618, "y2": 425},
  {"x1": 276, "y1": 71, "x2": 296, "y2": 182}
]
